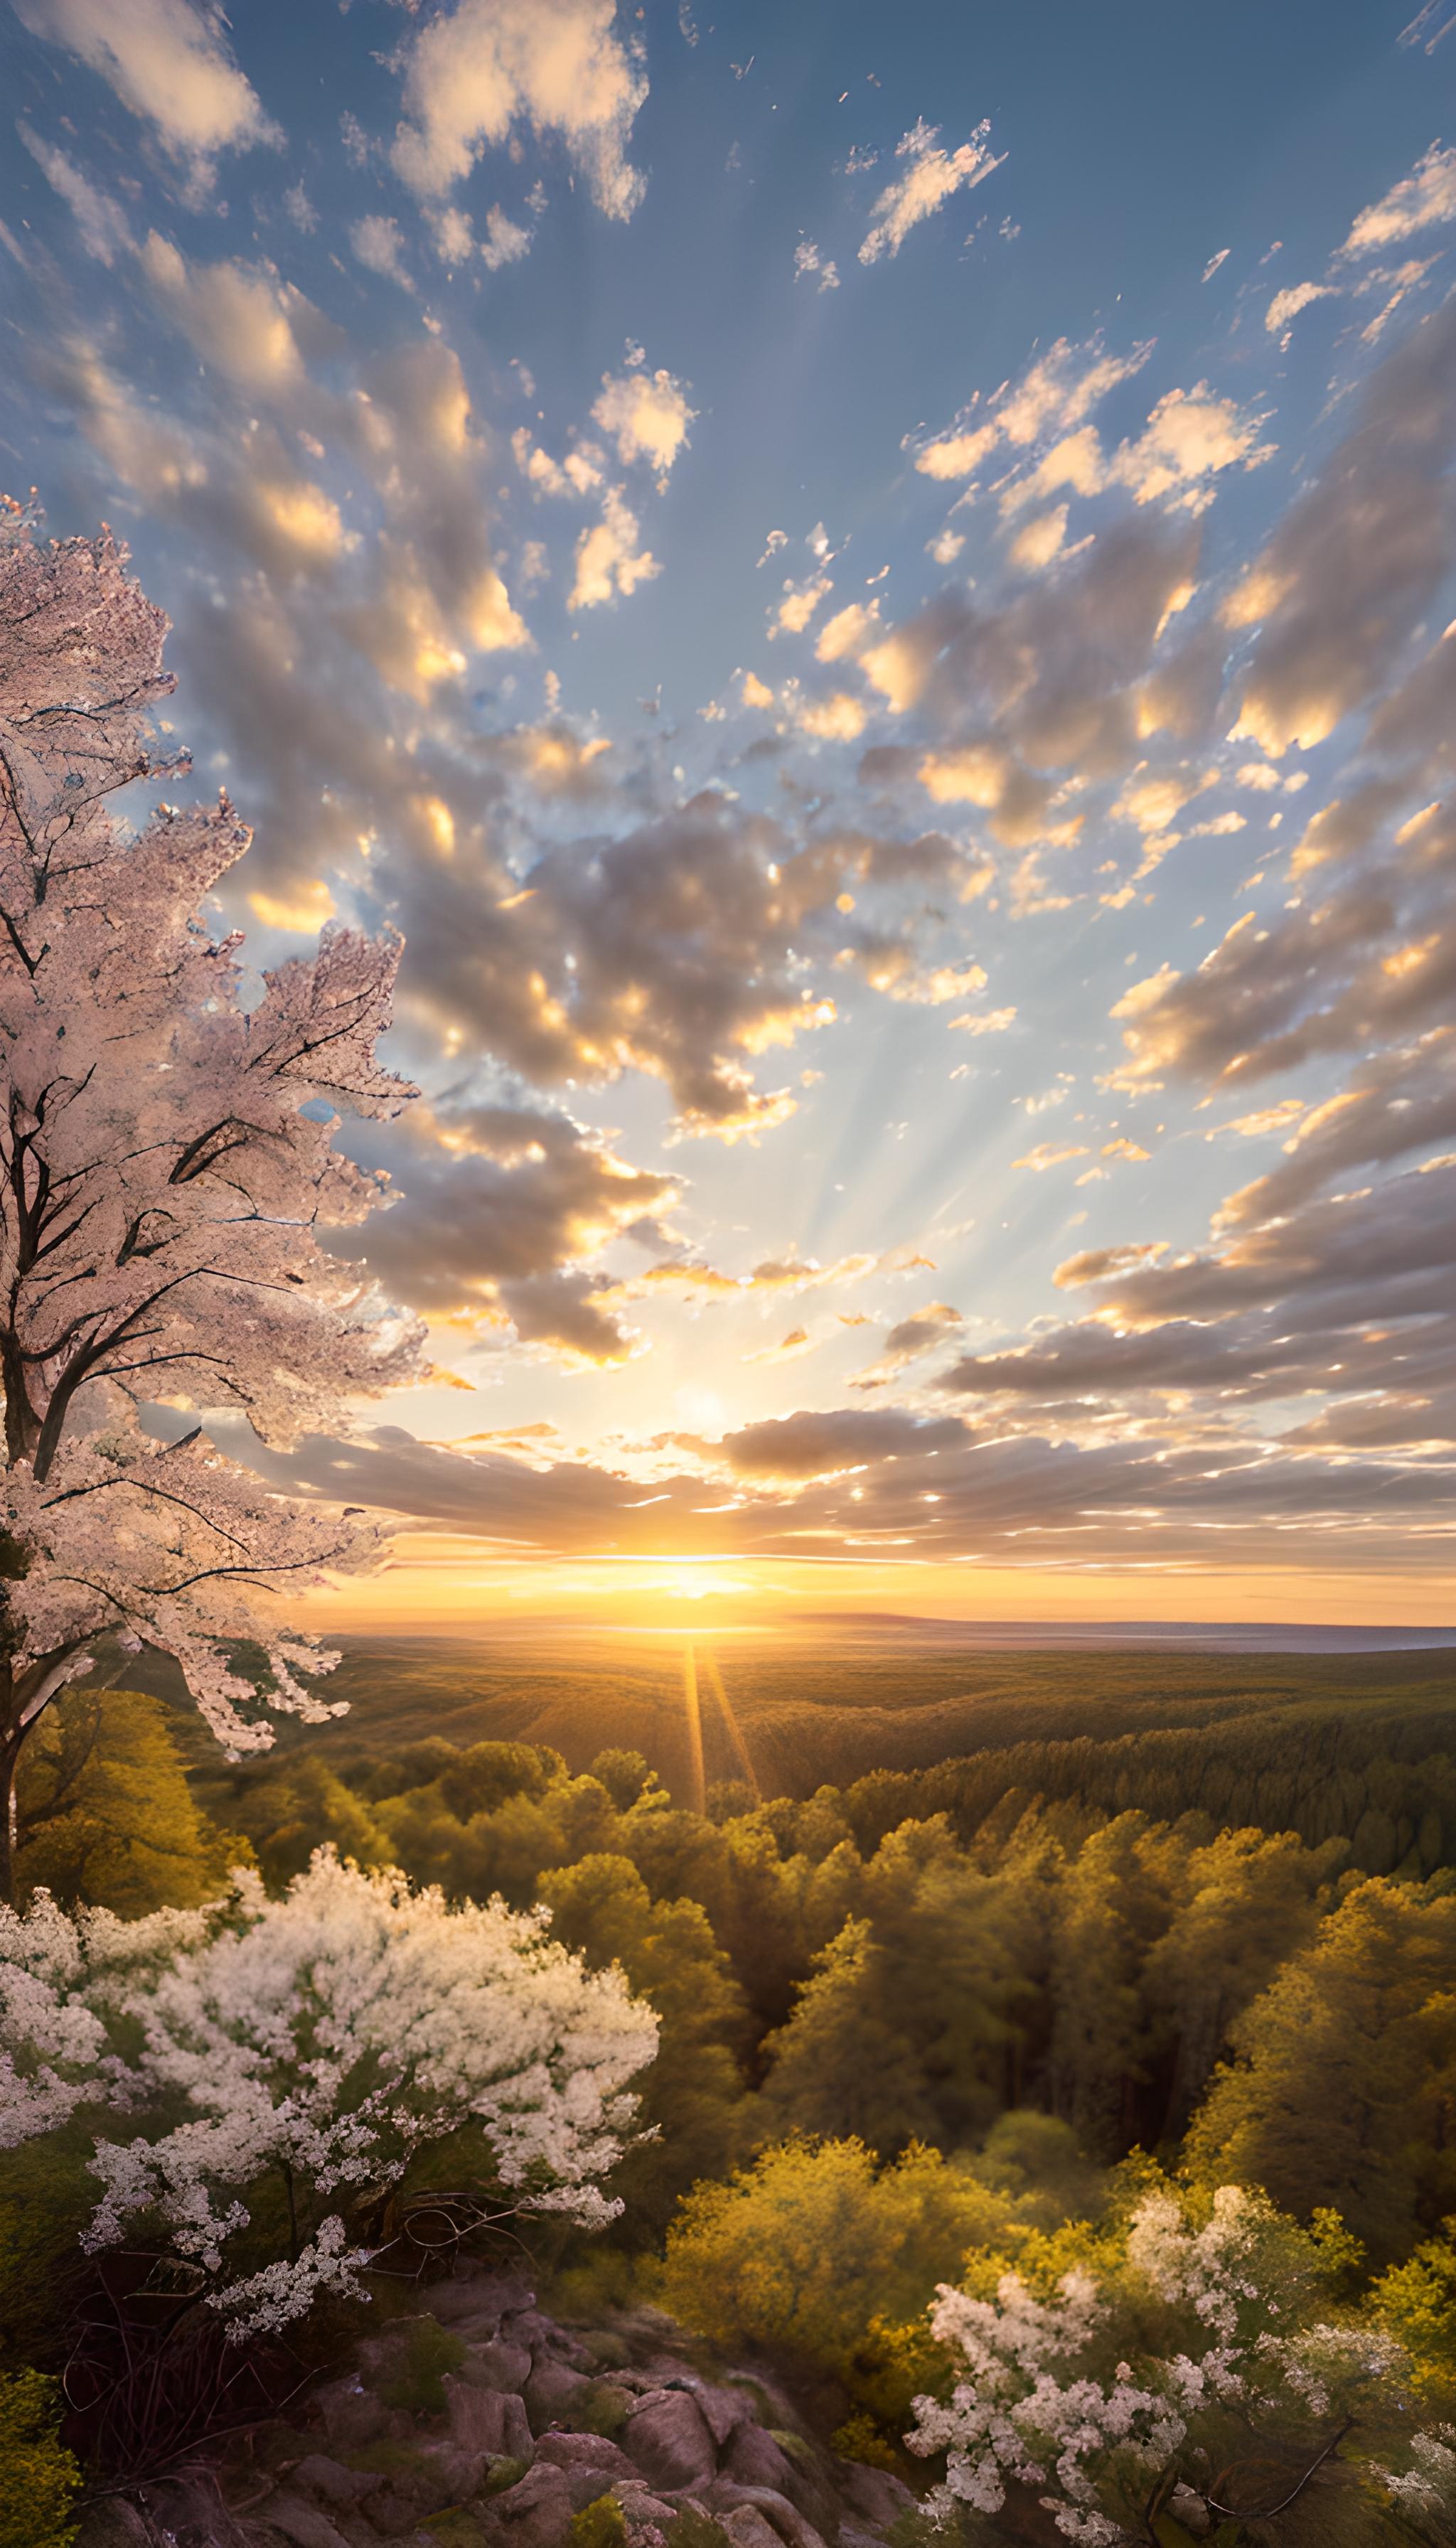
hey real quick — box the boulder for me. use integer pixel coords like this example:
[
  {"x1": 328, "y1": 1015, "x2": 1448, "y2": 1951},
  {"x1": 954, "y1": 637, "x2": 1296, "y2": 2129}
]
[
  {"x1": 836, "y1": 2464, "x2": 915, "y2": 2530},
  {"x1": 534, "y1": 2431, "x2": 641, "y2": 2506},
  {"x1": 717, "y1": 2510, "x2": 786, "y2": 2548},
  {"x1": 445, "y1": 2375, "x2": 534, "y2": 2460},
  {"x1": 251, "y1": 2494, "x2": 355, "y2": 2548},
  {"x1": 523, "y1": 2357, "x2": 593, "y2": 2434},
  {"x1": 703, "y1": 2483, "x2": 830, "y2": 2548},
  {"x1": 314, "y1": 2378, "x2": 390, "y2": 2453},
  {"x1": 486, "y1": 2460, "x2": 575, "y2": 2548},
  {"x1": 466, "y1": 2340, "x2": 534, "y2": 2393},
  {"x1": 610, "y1": 2480, "x2": 680, "y2": 2536},
  {"x1": 622, "y1": 2388, "x2": 719, "y2": 2491},
  {"x1": 74, "y1": 2506, "x2": 151, "y2": 2548},
  {"x1": 694, "y1": 2384, "x2": 753, "y2": 2451},
  {"x1": 291, "y1": 2458, "x2": 381, "y2": 2512},
  {"x1": 722, "y1": 2428, "x2": 802, "y2": 2498},
  {"x1": 430, "y1": 2271, "x2": 532, "y2": 2334}
]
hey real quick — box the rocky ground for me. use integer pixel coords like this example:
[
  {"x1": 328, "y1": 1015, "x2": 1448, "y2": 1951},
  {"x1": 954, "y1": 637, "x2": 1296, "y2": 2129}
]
[{"x1": 77, "y1": 2266, "x2": 919, "y2": 2548}]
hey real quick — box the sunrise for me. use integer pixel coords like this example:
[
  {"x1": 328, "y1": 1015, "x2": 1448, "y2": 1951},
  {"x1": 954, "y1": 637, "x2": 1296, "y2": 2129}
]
[{"x1": 0, "y1": 4, "x2": 1454, "y2": 2542}]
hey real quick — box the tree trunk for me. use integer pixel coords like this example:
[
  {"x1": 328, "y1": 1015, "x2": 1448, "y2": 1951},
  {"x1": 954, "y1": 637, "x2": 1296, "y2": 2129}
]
[{"x1": 0, "y1": 1717, "x2": 24, "y2": 1902}]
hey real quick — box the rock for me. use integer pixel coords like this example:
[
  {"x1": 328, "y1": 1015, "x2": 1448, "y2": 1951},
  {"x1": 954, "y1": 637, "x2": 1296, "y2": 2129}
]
[
  {"x1": 424, "y1": 2444, "x2": 493, "y2": 2502},
  {"x1": 723, "y1": 2429, "x2": 802, "y2": 2499},
  {"x1": 291, "y1": 2457, "x2": 381, "y2": 2512},
  {"x1": 611, "y1": 2481, "x2": 680, "y2": 2535},
  {"x1": 535, "y1": 2431, "x2": 642, "y2": 2506},
  {"x1": 467, "y1": 2340, "x2": 534, "y2": 2392},
  {"x1": 704, "y1": 2483, "x2": 830, "y2": 2548},
  {"x1": 695, "y1": 2384, "x2": 753, "y2": 2451},
  {"x1": 75, "y1": 2506, "x2": 152, "y2": 2548},
  {"x1": 446, "y1": 2375, "x2": 534, "y2": 2460},
  {"x1": 836, "y1": 2465, "x2": 914, "y2": 2529},
  {"x1": 486, "y1": 2460, "x2": 575, "y2": 2548},
  {"x1": 535, "y1": 2432, "x2": 639, "y2": 2477},
  {"x1": 718, "y1": 2510, "x2": 786, "y2": 2548},
  {"x1": 431, "y1": 2271, "x2": 532, "y2": 2333},
  {"x1": 523, "y1": 2356, "x2": 592, "y2": 2433},
  {"x1": 252, "y1": 2493, "x2": 356, "y2": 2548},
  {"x1": 622, "y1": 2388, "x2": 719, "y2": 2491},
  {"x1": 314, "y1": 2378, "x2": 390, "y2": 2453}
]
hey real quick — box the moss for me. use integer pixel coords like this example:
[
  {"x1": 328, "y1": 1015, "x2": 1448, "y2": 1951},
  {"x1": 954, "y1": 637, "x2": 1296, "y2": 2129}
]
[
  {"x1": 663, "y1": 2510, "x2": 735, "y2": 2548},
  {"x1": 767, "y1": 2426, "x2": 815, "y2": 2470},
  {"x1": 578, "y1": 2380, "x2": 631, "y2": 2439},
  {"x1": 481, "y1": 2454, "x2": 532, "y2": 2498},
  {"x1": 421, "y1": 2512, "x2": 490, "y2": 2548},
  {"x1": 378, "y1": 2320, "x2": 468, "y2": 2416},
  {"x1": 581, "y1": 2331, "x2": 631, "y2": 2372},
  {"x1": 344, "y1": 2439, "x2": 431, "y2": 2479},
  {"x1": 0, "y1": 2371, "x2": 81, "y2": 2548},
  {"x1": 568, "y1": 2499, "x2": 628, "y2": 2548}
]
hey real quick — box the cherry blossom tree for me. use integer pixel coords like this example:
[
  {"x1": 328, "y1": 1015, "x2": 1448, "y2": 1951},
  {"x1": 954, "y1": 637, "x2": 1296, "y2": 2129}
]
[
  {"x1": 906, "y1": 2177, "x2": 1456, "y2": 2545},
  {"x1": 0, "y1": 1847, "x2": 658, "y2": 2334},
  {"x1": 0, "y1": 501, "x2": 425, "y2": 1890}
]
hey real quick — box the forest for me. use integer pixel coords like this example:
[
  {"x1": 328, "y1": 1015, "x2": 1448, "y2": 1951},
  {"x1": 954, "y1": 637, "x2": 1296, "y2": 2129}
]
[{"x1": 4, "y1": 1667, "x2": 1455, "y2": 2546}]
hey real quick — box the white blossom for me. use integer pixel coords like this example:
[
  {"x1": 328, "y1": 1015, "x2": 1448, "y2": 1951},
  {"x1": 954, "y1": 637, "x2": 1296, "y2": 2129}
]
[
  {"x1": 908, "y1": 2180, "x2": 1439, "y2": 2542},
  {"x1": 0, "y1": 506, "x2": 428, "y2": 1841},
  {"x1": 0, "y1": 1848, "x2": 658, "y2": 2333}
]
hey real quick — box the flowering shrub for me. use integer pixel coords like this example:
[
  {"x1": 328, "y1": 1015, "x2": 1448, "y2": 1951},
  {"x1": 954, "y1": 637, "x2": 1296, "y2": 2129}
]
[
  {"x1": 0, "y1": 1848, "x2": 657, "y2": 2334},
  {"x1": 906, "y1": 2175, "x2": 1456, "y2": 2544}
]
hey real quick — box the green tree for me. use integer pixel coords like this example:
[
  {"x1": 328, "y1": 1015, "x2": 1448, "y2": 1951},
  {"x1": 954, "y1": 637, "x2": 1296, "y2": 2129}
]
[
  {"x1": 1186, "y1": 1877, "x2": 1456, "y2": 2260},
  {"x1": 1142, "y1": 1825, "x2": 1343, "y2": 2139},
  {"x1": 656, "y1": 2136, "x2": 1012, "y2": 2383},
  {"x1": 14, "y1": 1685, "x2": 244, "y2": 1914},
  {"x1": 540, "y1": 1851, "x2": 752, "y2": 2234}
]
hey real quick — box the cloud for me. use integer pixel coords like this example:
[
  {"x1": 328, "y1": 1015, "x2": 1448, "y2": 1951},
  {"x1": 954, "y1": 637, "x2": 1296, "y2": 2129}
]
[
  {"x1": 743, "y1": 1326, "x2": 819, "y2": 1365},
  {"x1": 1009, "y1": 507, "x2": 1069, "y2": 569},
  {"x1": 568, "y1": 489, "x2": 661, "y2": 607},
  {"x1": 1337, "y1": 141, "x2": 1456, "y2": 259},
  {"x1": 1012, "y1": 1141, "x2": 1091, "y2": 1171},
  {"x1": 1106, "y1": 385, "x2": 1273, "y2": 513},
  {"x1": 350, "y1": 215, "x2": 414, "y2": 290},
  {"x1": 1226, "y1": 296, "x2": 1456, "y2": 755},
  {"x1": 14, "y1": 0, "x2": 279, "y2": 182},
  {"x1": 949, "y1": 1005, "x2": 1017, "y2": 1034},
  {"x1": 852, "y1": 1300, "x2": 965, "y2": 1386},
  {"x1": 1107, "y1": 803, "x2": 1456, "y2": 1093},
  {"x1": 859, "y1": 118, "x2": 1005, "y2": 264},
  {"x1": 139, "y1": 234, "x2": 314, "y2": 387},
  {"x1": 794, "y1": 240, "x2": 840, "y2": 291},
  {"x1": 18, "y1": 126, "x2": 133, "y2": 263},
  {"x1": 721, "y1": 1406, "x2": 969, "y2": 1478},
  {"x1": 331, "y1": 1101, "x2": 675, "y2": 1366},
  {"x1": 390, "y1": 0, "x2": 647, "y2": 219},
  {"x1": 1265, "y1": 280, "x2": 1334, "y2": 337},
  {"x1": 914, "y1": 336, "x2": 1152, "y2": 480},
  {"x1": 219, "y1": 1396, "x2": 1456, "y2": 1574},
  {"x1": 591, "y1": 366, "x2": 695, "y2": 486}
]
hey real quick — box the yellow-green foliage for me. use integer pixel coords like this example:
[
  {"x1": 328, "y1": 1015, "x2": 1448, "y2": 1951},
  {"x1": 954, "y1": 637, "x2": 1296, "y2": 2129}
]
[
  {"x1": 656, "y1": 2136, "x2": 1012, "y2": 2380},
  {"x1": 0, "y1": 2371, "x2": 80, "y2": 2548},
  {"x1": 568, "y1": 2500, "x2": 628, "y2": 2548},
  {"x1": 378, "y1": 2319, "x2": 468, "y2": 2415},
  {"x1": 1184, "y1": 1877, "x2": 1456, "y2": 2261},
  {"x1": 16, "y1": 1686, "x2": 247, "y2": 1914},
  {"x1": 1374, "y1": 2222, "x2": 1456, "y2": 2405}
]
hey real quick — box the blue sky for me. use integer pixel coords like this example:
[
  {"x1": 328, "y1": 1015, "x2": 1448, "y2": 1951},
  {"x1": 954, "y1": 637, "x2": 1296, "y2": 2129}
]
[{"x1": 4, "y1": 0, "x2": 1456, "y2": 1622}]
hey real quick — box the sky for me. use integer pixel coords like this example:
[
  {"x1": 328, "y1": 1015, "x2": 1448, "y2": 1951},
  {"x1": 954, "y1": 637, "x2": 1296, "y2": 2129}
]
[{"x1": 3, "y1": 0, "x2": 1456, "y2": 1631}]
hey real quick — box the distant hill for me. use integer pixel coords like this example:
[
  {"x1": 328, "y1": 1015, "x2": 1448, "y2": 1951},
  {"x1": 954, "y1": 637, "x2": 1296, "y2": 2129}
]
[{"x1": 122, "y1": 1629, "x2": 1455, "y2": 1810}]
